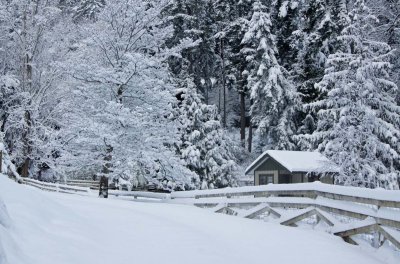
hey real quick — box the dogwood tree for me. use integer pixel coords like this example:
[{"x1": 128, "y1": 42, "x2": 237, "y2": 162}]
[
  {"x1": 0, "y1": 0, "x2": 72, "y2": 179},
  {"x1": 59, "y1": 0, "x2": 198, "y2": 190}
]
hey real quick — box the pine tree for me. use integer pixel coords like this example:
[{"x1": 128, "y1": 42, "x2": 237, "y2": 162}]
[
  {"x1": 299, "y1": 0, "x2": 400, "y2": 189},
  {"x1": 294, "y1": 0, "x2": 348, "y2": 138},
  {"x1": 242, "y1": 1, "x2": 299, "y2": 151},
  {"x1": 373, "y1": 0, "x2": 400, "y2": 101},
  {"x1": 167, "y1": 0, "x2": 218, "y2": 102},
  {"x1": 271, "y1": 0, "x2": 302, "y2": 71},
  {"x1": 73, "y1": 0, "x2": 105, "y2": 21},
  {"x1": 214, "y1": 0, "x2": 252, "y2": 144},
  {"x1": 177, "y1": 71, "x2": 237, "y2": 189},
  {"x1": 167, "y1": 0, "x2": 198, "y2": 75},
  {"x1": 295, "y1": 0, "x2": 348, "y2": 104}
]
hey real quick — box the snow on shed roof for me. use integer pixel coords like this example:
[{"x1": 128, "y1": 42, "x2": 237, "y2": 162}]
[{"x1": 245, "y1": 150, "x2": 339, "y2": 175}]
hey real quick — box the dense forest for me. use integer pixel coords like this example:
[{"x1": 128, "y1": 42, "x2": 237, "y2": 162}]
[{"x1": 0, "y1": 0, "x2": 399, "y2": 190}]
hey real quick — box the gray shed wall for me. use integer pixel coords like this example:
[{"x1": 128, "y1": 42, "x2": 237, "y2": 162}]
[
  {"x1": 257, "y1": 158, "x2": 287, "y2": 172},
  {"x1": 253, "y1": 155, "x2": 334, "y2": 185}
]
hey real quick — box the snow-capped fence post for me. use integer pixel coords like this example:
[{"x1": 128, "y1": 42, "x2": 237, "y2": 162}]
[{"x1": 372, "y1": 232, "x2": 381, "y2": 249}]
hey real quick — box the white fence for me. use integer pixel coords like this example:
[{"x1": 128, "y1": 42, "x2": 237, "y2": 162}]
[
  {"x1": 109, "y1": 190, "x2": 169, "y2": 200},
  {"x1": 167, "y1": 183, "x2": 400, "y2": 250},
  {"x1": 61, "y1": 179, "x2": 100, "y2": 190},
  {"x1": 17, "y1": 176, "x2": 400, "y2": 250},
  {"x1": 23, "y1": 178, "x2": 92, "y2": 195}
]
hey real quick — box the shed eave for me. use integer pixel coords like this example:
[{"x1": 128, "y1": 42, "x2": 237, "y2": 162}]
[{"x1": 291, "y1": 169, "x2": 338, "y2": 174}]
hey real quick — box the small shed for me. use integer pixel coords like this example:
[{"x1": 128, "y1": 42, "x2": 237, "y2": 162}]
[{"x1": 245, "y1": 150, "x2": 338, "y2": 185}]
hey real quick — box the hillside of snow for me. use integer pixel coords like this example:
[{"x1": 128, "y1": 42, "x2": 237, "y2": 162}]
[
  {"x1": 0, "y1": 188, "x2": 19, "y2": 264},
  {"x1": 0, "y1": 175, "x2": 398, "y2": 264}
]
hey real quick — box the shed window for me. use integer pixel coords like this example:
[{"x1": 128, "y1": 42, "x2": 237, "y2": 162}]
[{"x1": 259, "y1": 174, "x2": 274, "y2": 185}]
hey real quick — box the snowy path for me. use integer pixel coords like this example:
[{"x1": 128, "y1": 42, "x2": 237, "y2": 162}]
[{"x1": 0, "y1": 177, "x2": 397, "y2": 264}]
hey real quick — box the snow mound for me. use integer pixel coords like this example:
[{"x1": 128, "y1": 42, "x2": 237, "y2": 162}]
[
  {"x1": 0, "y1": 193, "x2": 13, "y2": 264},
  {"x1": 0, "y1": 175, "x2": 396, "y2": 264},
  {"x1": 0, "y1": 196, "x2": 11, "y2": 229}
]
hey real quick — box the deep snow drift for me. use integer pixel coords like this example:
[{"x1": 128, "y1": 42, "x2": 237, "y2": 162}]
[
  {"x1": 0, "y1": 176, "x2": 397, "y2": 264},
  {"x1": 0, "y1": 192, "x2": 13, "y2": 263}
]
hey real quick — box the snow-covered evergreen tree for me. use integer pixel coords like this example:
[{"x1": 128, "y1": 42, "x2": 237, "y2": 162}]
[
  {"x1": 168, "y1": 0, "x2": 218, "y2": 102},
  {"x1": 294, "y1": 0, "x2": 348, "y2": 139},
  {"x1": 271, "y1": 0, "x2": 302, "y2": 72},
  {"x1": 369, "y1": 0, "x2": 400, "y2": 99},
  {"x1": 73, "y1": 0, "x2": 105, "y2": 21},
  {"x1": 295, "y1": 0, "x2": 348, "y2": 104},
  {"x1": 1, "y1": 0, "x2": 399, "y2": 191},
  {"x1": 176, "y1": 71, "x2": 237, "y2": 189},
  {"x1": 242, "y1": 1, "x2": 299, "y2": 151},
  {"x1": 299, "y1": 0, "x2": 400, "y2": 189},
  {"x1": 214, "y1": 0, "x2": 252, "y2": 143}
]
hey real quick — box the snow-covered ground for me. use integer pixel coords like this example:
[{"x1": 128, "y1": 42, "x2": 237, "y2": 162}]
[{"x1": 0, "y1": 176, "x2": 398, "y2": 264}]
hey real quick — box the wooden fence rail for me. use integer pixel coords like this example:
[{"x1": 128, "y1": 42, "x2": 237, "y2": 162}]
[
  {"x1": 23, "y1": 178, "x2": 92, "y2": 195},
  {"x1": 109, "y1": 190, "x2": 169, "y2": 200},
  {"x1": 168, "y1": 183, "x2": 400, "y2": 250},
  {"x1": 13, "y1": 174, "x2": 400, "y2": 251},
  {"x1": 59, "y1": 179, "x2": 100, "y2": 190},
  {"x1": 170, "y1": 183, "x2": 400, "y2": 208},
  {"x1": 20, "y1": 177, "x2": 168, "y2": 200}
]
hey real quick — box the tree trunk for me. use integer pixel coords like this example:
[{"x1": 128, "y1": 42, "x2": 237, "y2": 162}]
[
  {"x1": 248, "y1": 120, "x2": 253, "y2": 153},
  {"x1": 21, "y1": 110, "x2": 32, "y2": 177},
  {"x1": 99, "y1": 176, "x2": 109, "y2": 198},
  {"x1": 26, "y1": 53, "x2": 32, "y2": 89},
  {"x1": 20, "y1": 7, "x2": 32, "y2": 178},
  {"x1": 102, "y1": 139, "x2": 113, "y2": 175},
  {"x1": 0, "y1": 150, "x2": 2, "y2": 174},
  {"x1": 117, "y1": 86, "x2": 123, "y2": 103},
  {"x1": 248, "y1": 98, "x2": 254, "y2": 152},
  {"x1": 99, "y1": 139, "x2": 113, "y2": 198},
  {"x1": 240, "y1": 91, "x2": 246, "y2": 148},
  {"x1": 21, "y1": 158, "x2": 30, "y2": 178},
  {"x1": 205, "y1": 81, "x2": 209, "y2": 105},
  {"x1": 221, "y1": 39, "x2": 227, "y2": 128},
  {"x1": 21, "y1": 8, "x2": 27, "y2": 90},
  {"x1": 218, "y1": 83, "x2": 221, "y2": 113}
]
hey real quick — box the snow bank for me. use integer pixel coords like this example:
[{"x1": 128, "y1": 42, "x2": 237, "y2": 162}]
[
  {"x1": 0, "y1": 190, "x2": 14, "y2": 264},
  {"x1": 0, "y1": 175, "x2": 397, "y2": 264},
  {"x1": 0, "y1": 143, "x2": 22, "y2": 182},
  {"x1": 0, "y1": 195, "x2": 11, "y2": 229}
]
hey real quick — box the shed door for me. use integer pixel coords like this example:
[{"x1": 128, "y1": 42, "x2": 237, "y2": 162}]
[{"x1": 259, "y1": 174, "x2": 274, "y2": 185}]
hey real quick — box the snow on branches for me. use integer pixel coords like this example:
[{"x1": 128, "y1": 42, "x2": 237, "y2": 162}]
[{"x1": 299, "y1": 0, "x2": 400, "y2": 189}]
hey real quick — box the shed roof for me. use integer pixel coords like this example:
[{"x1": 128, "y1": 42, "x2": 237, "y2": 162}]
[{"x1": 245, "y1": 150, "x2": 339, "y2": 175}]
